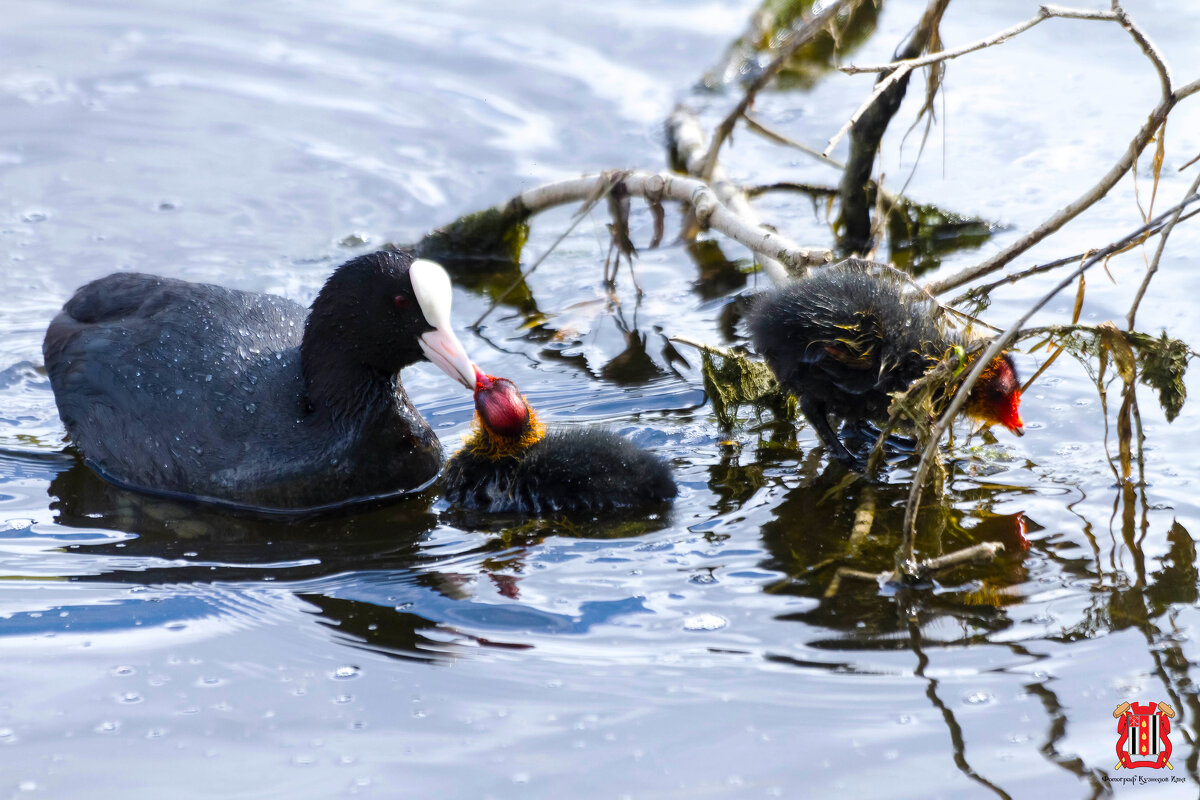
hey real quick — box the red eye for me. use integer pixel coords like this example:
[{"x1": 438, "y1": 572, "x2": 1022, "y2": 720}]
[{"x1": 394, "y1": 294, "x2": 410, "y2": 310}]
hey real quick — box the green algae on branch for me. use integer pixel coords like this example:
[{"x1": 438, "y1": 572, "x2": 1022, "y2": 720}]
[
  {"x1": 1036, "y1": 324, "x2": 1192, "y2": 424},
  {"x1": 703, "y1": 0, "x2": 878, "y2": 92},
  {"x1": 1137, "y1": 331, "x2": 1190, "y2": 422},
  {"x1": 702, "y1": 349, "x2": 797, "y2": 428},
  {"x1": 414, "y1": 204, "x2": 531, "y2": 272},
  {"x1": 884, "y1": 200, "x2": 994, "y2": 276},
  {"x1": 671, "y1": 337, "x2": 796, "y2": 428}
]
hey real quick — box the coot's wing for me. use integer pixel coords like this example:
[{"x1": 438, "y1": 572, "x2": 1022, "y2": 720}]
[
  {"x1": 800, "y1": 306, "x2": 887, "y2": 395},
  {"x1": 750, "y1": 281, "x2": 884, "y2": 393},
  {"x1": 43, "y1": 273, "x2": 308, "y2": 496}
]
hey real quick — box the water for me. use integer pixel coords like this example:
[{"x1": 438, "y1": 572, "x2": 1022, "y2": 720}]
[{"x1": 3, "y1": 1, "x2": 1200, "y2": 797}]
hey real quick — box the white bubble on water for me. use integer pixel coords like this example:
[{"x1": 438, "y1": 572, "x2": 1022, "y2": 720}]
[{"x1": 682, "y1": 613, "x2": 727, "y2": 631}]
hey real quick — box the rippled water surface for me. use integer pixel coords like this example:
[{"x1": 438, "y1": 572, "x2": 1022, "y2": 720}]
[{"x1": 5, "y1": 1, "x2": 1200, "y2": 797}]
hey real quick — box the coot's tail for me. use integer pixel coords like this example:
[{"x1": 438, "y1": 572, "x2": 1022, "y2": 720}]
[{"x1": 59, "y1": 272, "x2": 166, "y2": 324}]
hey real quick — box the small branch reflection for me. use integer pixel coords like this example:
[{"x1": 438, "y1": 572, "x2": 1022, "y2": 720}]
[{"x1": 905, "y1": 614, "x2": 1013, "y2": 800}]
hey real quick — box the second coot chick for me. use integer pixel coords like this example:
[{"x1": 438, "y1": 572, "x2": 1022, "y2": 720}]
[
  {"x1": 748, "y1": 259, "x2": 1024, "y2": 465},
  {"x1": 443, "y1": 373, "x2": 677, "y2": 514}
]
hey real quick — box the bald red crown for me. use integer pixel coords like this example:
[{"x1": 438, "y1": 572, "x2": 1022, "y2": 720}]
[
  {"x1": 967, "y1": 353, "x2": 1024, "y2": 436},
  {"x1": 474, "y1": 371, "x2": 531, "y2": 439}
]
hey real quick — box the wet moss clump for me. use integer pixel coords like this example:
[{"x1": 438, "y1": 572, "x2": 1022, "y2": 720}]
[
  {"x1": 700, "y1": 347, "x2": 796, "y2": 428},
  {"x1": 704, "y1": 0, "x2": 879, "y2": 92},
  {"x1": 413, "y1": 205, "x2": 530, "y2": 273},
  {"x1": 886, "y1": 200, "x2": 994, "y2": 276},
  {"x1": 1133, "y1": 330, "x2": 1190, "y2": 422}
]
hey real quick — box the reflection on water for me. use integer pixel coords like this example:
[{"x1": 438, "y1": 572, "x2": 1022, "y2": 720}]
[
  {"x1": 48, "y1": 458, "x2": 440, "y2": 580},
  {"x1": 705, "y1": 0, "x2": 880, "y2": 92},
  {"x1": 42, "y1": 455, "x2": 672, "y2": 664}
]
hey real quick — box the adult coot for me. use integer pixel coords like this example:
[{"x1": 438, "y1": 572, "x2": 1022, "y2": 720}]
[
  {"x1": 443, "y1": 371, "x2": 677, "y2": 513},
  {"x1": 43, "y1": 250, "x2": 477, "y2": 511},
  {"x1": 748, "y1": 259, "x2": 1023, "y2": 465}
]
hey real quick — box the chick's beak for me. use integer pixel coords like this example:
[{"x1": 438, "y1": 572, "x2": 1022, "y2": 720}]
[
  {"x1": 411, "y1": 258, "x2": 475, "y2": 390},
  {"x1": 473, "y1": 366, "x2": 494, "y2": 392},
  {"x1": 1005, "y1": 393, "x2": 1025, "y2": 437}
]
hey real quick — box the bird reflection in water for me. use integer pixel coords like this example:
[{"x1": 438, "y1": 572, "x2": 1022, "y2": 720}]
[{"x1": 46, "y1": 458, "x2": 667, "y2": 663}]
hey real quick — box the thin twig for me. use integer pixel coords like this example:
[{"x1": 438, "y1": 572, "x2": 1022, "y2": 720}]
[
  {"x1": 926, "y1": 108, "x2": 1173, "y2": 297},
  {"x1": 701, "y1": 0, "x2": 858, "y2": 181},
  {"x1": 1019, "y1": 344, "x2": 1066, "y2": 396},
  {"x1": 746, "y1": 181, "x2": 839, "y2": 199},
  {"x1": 1005, "y1": 322, "x2": 1200, "y2": 359},
  {"x1": 900, "y1": 192, "x2": 1200, "y2": 562},
  {"x1": 1127, "y1": 169, "x2": 1200, "y2": 329},
  {"x1": 825, "y1": 1, "x2": 1200, "y2": 299},
  {"x1": 667, "y1": 335, "x2": 738, "y2": 360},
  {"x1": 824, "y1": 567, "x2": 881, "y2": 598},
  {"x1": 742, "y1": 112, "x2": 846, "y2": 170},
  {"x1": 912, "y1": 542, "x2": 1005, "y2": 580},
  {"x1": 826, "y1": 6, "x2": 1113, "y2": 156},
  {"x1": 949, "y1": 207, "x2": 1200, "y2": 305},
  {"x1": 471, "y1": 185, "x2": 612, "y2": 328},
  {"x1": 463, "y1": 171, "x2": 832, "y2": 285},
  {"x1": 669, "y1": 107, "x2": 831, "y2": 283},
  {"x1": 1110, "y1": 3, "x2": 1172, "y2": 99},
  {"x1": 925, "y1": 38, "x2": 1200, "y2": 297},
  {"x1": 828, "y1": 541, "x2": 1004, "y2": 595}
]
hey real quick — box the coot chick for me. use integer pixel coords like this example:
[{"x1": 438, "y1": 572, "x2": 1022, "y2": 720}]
[
  {"x1": 44, "y1": 251, "x2": 477, "y2": 512},
  {"x1": 748, "y1": 260, "x2": 1023, "y2": 465},
  {"x1": 443, "y1": 372, "x2": 677, "y2": 514}
]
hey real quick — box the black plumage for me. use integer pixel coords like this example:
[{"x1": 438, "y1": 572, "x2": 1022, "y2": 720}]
[
  {"x1": 748, "y1": 259, "x2": 1022, "y2": 464},
  {"x1": 443, "y1": 376, "x2": 676, "y2": 514},
  {"x1": 43, "y1": 251, "x2": 476, "y2": 511}
]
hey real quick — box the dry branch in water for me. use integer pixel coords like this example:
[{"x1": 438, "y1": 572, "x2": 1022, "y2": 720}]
[
  {"x1": 422, "y1": 0, "x2": 1200, "y2": 590},
  {"x1": 667, "y1": 107, "x2": 809, "y2": 284},
  {"x1": 904, "y1": 5, "x2": 1200, "y2": 296},
  {"x1": 900, "y1": 192, "x2": 1200, "y2": 561},
  {"x1": 699, "y1": 0, "x2": 861, "y2": 183},
  {"x1": 454, "y1": 170, "x2": 833, "y2": 284},
  {"x1": 838, "y1": 0, "x2": 949, "y2": 256},
  {"x1": 1127, "y1": 170, "x2": 1200, "y2": 329},
  {"x1": 828, "y1": 4, "x2": 1125, "y2": 156}
]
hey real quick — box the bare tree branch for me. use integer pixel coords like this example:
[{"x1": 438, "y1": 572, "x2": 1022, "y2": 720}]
[
  {"x1": 900, "y1": 191, "x2": 1200, "y2": 559},
  {"x1": 487, "y1": 170, "x2": 833, "y2": 276},
  {"x1": 919, "y1": 7, "x2": 1200, "y2": 297},
  {"x1": 700, "y1": 0, "x2": 859, "y2": 181},
  {"x1": 742, "y1": 112, "x2": 845, "y2": 170},
  {"x1": 948, "y1": 207, "x2": 1200, "y2": 306},
  {"x1": 839, "y1": 0, "x2": 949, "y2": 255},
  {"x1": 1127, "y1": 169, "x2": 1200, "y2": 329},
  {"x1": 668, "y1": 106, "x2": 826, "y2": 284},
  {"x1": 825, "y1": 5, "x2": 1097, "y2": 156},
  {"x1": 924, "y1": 93, "x2": 1184, "y2": 296},
  {"x1": 824, "y1": 3, "x2": 1181, "y2": 160}
]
